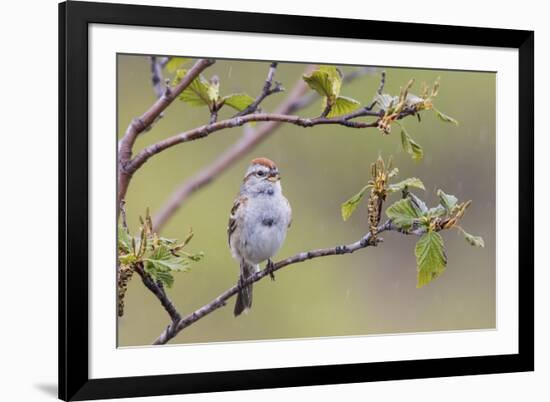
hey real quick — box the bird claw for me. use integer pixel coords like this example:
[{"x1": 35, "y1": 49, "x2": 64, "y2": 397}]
[{"x1": 266, "y1": 259, "x2": 276, "y2": 281}]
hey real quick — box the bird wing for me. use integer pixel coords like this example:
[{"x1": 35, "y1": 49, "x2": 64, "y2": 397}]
[
  {"x1": 285, "y1": 196, "x2": 293, "y2": 228},
  {"x1": 228, "y1": 195, "x2": 247, "y2": 246}
]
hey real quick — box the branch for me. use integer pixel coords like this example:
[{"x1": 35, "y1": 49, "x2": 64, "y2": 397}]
[
  {"x1": 234, "y1": 62, "x2": 283, "y2": 116},
  {"x1": 152, "y1": 219, "x2": 420, "y2": 345},
  {"x1": 134, "y1": 263, "x2": 181, "y2": 323},
  {"x1": 126, "y1": 107, "x2": 395, "y2": 176},
  {"x1": 152, "y1": 66, "x2": 376, "y2": 231},
  {"x1": 117, "y1": 58, "x2": 216, "y2": 214},
  {"x1": 149, "y1": 56, "x2": 165, "y2": 99},
  {"x1": 377, "y1": 70, "x2": 386, "y2": 95}
]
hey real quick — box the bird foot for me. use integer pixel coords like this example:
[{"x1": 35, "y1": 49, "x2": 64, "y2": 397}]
[{"x1": 266, "y1": 259, "x2": 276, "y2": 281}]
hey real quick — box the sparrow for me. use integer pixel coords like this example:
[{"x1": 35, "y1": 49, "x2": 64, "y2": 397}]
[{"x1": 228, "y1": 157, "x2": 292, "y2": 316}]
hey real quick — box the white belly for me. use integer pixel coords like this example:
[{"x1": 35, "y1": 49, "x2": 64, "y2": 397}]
[{"x1": 240, "y1": 195, "x2": 289, "y2": 264}]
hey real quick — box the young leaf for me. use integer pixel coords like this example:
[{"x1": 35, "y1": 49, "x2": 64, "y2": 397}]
[
  {"x1": 408, "y1": 192, "x2": 429, "y2": 214},
  {"x1": 386, "y1": 198, "x2": 422, "y2": 230},
  {"x1": 388, "y1": 177, "x2": 425, "y2": 193},
  {"x1": 437, "y1": 189, "x2": 458, "y2": 213},
  {"x1": 341, "y1": 184, "x2": 372, "y2": 221},
  {"x1": 155, "y1": 271, "x2": 175, "y2": 288},
  {"x1": 425, "y1": 205, "x2": 446, "y2": 218},
  {"x1": 207, "y1": 78, "x2": 220, "y2": 102},
  {"x1": 415, "y1": 231, "x2": 447, "y2": 288},
  {"x1": 405, "y1": 93, "x2": 425, "y2": 108},
  {"x1": 458, "y1": 227, "x2": 485, "y2": 248},
  {"x1": 388, "y1": 167, "x2": 399, "y2": 179},
  {"x1": 145, "y1": 245, "x2": 191, "y2": 273},
  {"x1": 302, "y1": 66, "x2": 342, "y2": 102},
  {"x1": 181, "y1": 251, "x2": 205, "y2": 262},
  {"x1": 179, "y1": 74, "x2": 216, "y2": 107},
  {"x1": 165, "y1": 57, "x2": 190, "y2": 73},
  {"x1": 374, "y1": 93, "x2": 398, "y2": 110},
  {"x1": 399, "y1": 125, "x2": 424, "y2": 161},
  {"x1": 117, "y1": 225, "x2": 133, "y2": 253},
  {"x1": 326, "y1": 96, "x2": 361, "y2": 118},
  {"x1": 434, "y1": 108, "x2": 459, "y2": 125},
  {"x1": 222, "y1": 93, "x2": 255, "y2": 112},
  {"x1": 172, "y1": 68, "x2": 187, "y2": 85}
]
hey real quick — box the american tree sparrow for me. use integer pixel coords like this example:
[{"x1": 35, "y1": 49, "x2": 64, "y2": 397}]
[{"x1": 228, "y1": 158, "x2": 292, "y2": 316}]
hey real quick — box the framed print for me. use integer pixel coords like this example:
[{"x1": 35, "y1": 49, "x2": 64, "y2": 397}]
[{"x1": 59, "y1": 1, "x2": 534, "y2": 400}]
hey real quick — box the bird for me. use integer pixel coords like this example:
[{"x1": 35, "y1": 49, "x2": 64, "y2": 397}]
[{"x1": 228, "y1": 157, "x2": 292, "y2": 316}]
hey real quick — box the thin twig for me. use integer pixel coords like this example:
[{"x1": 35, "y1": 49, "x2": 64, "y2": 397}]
[
  {"x1": 126, "y1": 107, "x2": 400, "y2": 175},
  {"x1": 134, "y1": 263, "x2": 181, "y2": 323},
  {"x1": 366, "y1": 70, "x2": 387, "y2": 111},
  {"x1": 377, "y1": 70, "x2": 387, "y2": 95},
  {"x1": 152, "y1": 66, "x2": 376, "y2": 231},
  {"x1": 320, "y1": 103, "x2": 332, "y2": 118},
  {"x1": 152, "y1": 219, "x2": 426, "y2": 345},
  {"x1": 209, "y1": 109, "x2": 218, "y2": 124},
  {"x1": 234, "y1": 62, "x2": 283, "y2": 117},
  {"x1": 149, "y1": 56, "x2": 165, "y2": 99}
]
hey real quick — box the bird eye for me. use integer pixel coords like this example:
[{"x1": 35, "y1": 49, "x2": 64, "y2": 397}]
[{"x1": 256, "y1": 171, "x2": 265, "y2": 177}]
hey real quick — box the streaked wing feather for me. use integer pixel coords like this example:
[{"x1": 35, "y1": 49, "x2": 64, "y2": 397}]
[
  {"x1": 286, "y1": 197, "x2": 292, "y2": 228},
  {"x1": 228, "y1": 195, "x2": 247, "y2": 245}
]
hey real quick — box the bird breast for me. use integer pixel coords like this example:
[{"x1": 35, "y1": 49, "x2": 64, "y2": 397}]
[{"x1": 241, "y1": 193, "x2": 290, "y2": 264}]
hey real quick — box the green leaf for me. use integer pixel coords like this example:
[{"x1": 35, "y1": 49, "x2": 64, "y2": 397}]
[
  {"x1": 415, "y1": 231, "x2": 447, "y2": 288},
  {"x1": 434, "y1": 108, "x2": 459, "y2": 125},
  {"x1": 326, "y1": 96, "x2": 361, "y2": 118},
  {"x1": 341, "y1": 184, "x2": 371, "y2": 221},
  {"x1": 117, "y1": 225, "x2": 133, "y2": 253},
  {"x1": 388, "y1": 177, "x2": 425, "y2": 193},
  {"x1": 386, "y1": 198, "x2": 422, "y2": 230},
  {"x1": 399, "y1": 124, "x2": 424, "y2": 161},
  {"x1": 155, "y1": 271, "x2": 175, "y2": 288},
  {"x1": 408, "y1": 193, "x2": 429, "y2": 214},
  {"x1": 302, "y1": 66, "x2": 343, "y2": 102},
  {"x1": 388, "y1": 167, "x2": 399, "y2": 179},
  {"x1": 437, "y1": 189, "x2": 458, "y2": 213},
  {"x1": 182, "y1": 251, "x2": 205, "y2": 262},
  {"x1": 222, "y1": 93, "x2": 255, "y2": 112},
  {"x1": 165, "y1": 57, "x2": 190, "y2": 73},
  {"x1": 405, "y1": 93, "x2": 425, "y2": 108},
  {"x1": 425, "y1": 205, "x2": 446, "y2": 218},
  {"x1": 172, "y1": 68, "x2": 187, "y2": 85},
  {"x1": 458, "y1": 227, "x2": 485, "y2": 247},
  {"x1": 119, "y1": 253, "x2": 137, "y2": 265},
  {"x1": 158, "y1": 236, "x2": 178, "y2": 245},
  {"x1": 145, "y1": 245, "x2": 191, "y2": 274},
  {"x1": 374, "y1": 93, "x2": 398, "y2": 110},
  {"x1": 207, "y1": 78, "x2": 220, "y2": 103},
  {"x1": 178, "y1": 72, "x2": 217, "y2": 107}
]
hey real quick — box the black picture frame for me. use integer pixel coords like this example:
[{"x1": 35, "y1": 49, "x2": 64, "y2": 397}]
[{"x1": 59, "y1": 1, "x2": 534, "y2": 400}]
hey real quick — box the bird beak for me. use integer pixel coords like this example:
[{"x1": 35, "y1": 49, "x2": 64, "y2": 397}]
[{"x1": 267, "y1": 172, "x2": 280, "y2": 182}]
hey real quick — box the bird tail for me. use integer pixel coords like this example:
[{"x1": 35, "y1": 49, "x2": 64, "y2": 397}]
[{"x1": 234, "y1": 261, "x2": 258, "y2": 316}]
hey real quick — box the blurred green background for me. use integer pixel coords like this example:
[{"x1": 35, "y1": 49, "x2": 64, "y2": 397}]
[{"x1": 117, "y1": 55, "x2": 496, "y2": 347}]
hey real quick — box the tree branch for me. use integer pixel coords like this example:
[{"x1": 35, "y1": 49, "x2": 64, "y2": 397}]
[
  {"x1": 117, "y1": 58, "x2": 216, "y2": 215},
  {"x1": 134, "y1": 263, "x2": 181, "y2": 323},
  {"x1": 126, "y1": 106, "x2": 397, "y2": 177},
  {"x1": 152, "y1": 219, "x2": 423, "y2": 345},
  {"x1": 149, "y1": 56, "x2": 165, "y2": 99},
  {"x1": 152, "y1": 66, "x2": 376, "y2": 231}
]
